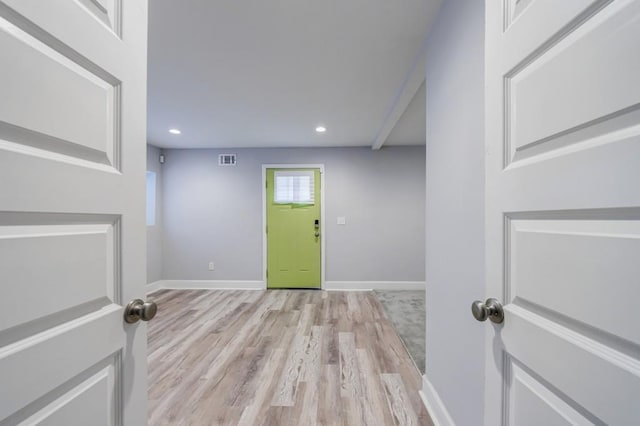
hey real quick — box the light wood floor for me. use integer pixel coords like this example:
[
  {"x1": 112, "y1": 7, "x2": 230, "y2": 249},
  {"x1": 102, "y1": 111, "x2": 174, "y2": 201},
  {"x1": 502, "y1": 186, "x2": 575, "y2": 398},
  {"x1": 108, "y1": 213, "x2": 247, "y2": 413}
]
[{"x1": 148, "y1": 289, "x2": 432, "y2": 426}]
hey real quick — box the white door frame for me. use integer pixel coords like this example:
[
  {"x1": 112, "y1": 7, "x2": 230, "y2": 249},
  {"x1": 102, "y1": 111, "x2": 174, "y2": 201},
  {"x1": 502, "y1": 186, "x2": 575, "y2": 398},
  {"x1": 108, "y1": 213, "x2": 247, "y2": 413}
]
[{"x1": 261, "y1": 164, "x2": 326, "y2": 289}]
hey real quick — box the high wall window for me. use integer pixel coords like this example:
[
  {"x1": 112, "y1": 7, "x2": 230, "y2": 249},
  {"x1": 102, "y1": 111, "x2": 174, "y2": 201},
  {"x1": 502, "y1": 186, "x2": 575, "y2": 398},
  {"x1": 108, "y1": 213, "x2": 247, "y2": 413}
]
[{"x1": 146, "y1": 171, "x2": 156, "y2": 226}]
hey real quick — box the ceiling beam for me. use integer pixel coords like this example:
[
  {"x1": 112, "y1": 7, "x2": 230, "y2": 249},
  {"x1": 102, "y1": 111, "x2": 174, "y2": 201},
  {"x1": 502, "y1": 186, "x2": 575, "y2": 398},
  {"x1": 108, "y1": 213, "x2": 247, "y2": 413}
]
[{"x1": 371, "y1": 48, "x2": 426, "y2": 150}]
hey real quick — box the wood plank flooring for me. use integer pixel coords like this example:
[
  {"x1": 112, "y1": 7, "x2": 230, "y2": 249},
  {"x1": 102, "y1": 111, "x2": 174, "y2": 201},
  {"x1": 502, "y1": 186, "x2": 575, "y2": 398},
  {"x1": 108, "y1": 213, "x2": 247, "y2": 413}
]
[{"x1": 148, "y1": 289, "x2": 432, "y2": 426}]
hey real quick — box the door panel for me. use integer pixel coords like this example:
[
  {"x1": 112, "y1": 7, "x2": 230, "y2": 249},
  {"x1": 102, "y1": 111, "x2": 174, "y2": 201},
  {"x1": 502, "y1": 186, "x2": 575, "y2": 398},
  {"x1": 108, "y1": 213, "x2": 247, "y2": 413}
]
[
  {"x1": 506, "y1": 0, "x2": 640, "y2": 164},
  {"x1": 0, "y1": 222, "x2": 116, "y2": 337},
  {"x1": 0, "y1": 15, "x2": 118, "y2": 165},
  {"x1": 0, "y1": 1, "x2": 147, "y2": 424},
  {"x1": 510, "y1": 219, "x2": 640, "y2": 345},
  {"x1": 266, "y1": 168, "x2": 321, "y2": 288},
  {"x1": 485, "y1": 0, "x2": 640, "y2": 424},
  {"x1": 507, "y1": 360, "x2": 591, "y2": 426},
  {"x1": 502, "y1": 307, "x2": 640, "y2": 425},
  {"x1": 74, "y1": 0, "x2": 121, "y2": 35},
  {"x1": 0, "y1": 313, "x2": 123, "y2": 423},
  {"x1": 20, "y1": 364, "x2": 115, "y2": 426},
  {"x1": 502, "y1": 0, "x2": 608, "y2": 71},
  {"x1": 20, "y1": 365, "x2": 114, "y2": 426}
]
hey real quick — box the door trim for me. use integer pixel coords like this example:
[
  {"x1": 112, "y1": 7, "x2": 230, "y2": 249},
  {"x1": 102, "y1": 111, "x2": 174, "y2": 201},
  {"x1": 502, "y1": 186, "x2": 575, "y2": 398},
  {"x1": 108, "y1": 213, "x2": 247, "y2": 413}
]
[{"x1": 261, "y1": 164, "x2": 326, "y2": 289}]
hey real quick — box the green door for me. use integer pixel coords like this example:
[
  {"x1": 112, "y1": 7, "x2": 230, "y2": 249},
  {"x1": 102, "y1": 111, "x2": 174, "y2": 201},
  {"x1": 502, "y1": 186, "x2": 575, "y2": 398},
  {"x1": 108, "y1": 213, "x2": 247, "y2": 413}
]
[{"x1": 266, "y1": 168, "x2": 321, "y2": 288}]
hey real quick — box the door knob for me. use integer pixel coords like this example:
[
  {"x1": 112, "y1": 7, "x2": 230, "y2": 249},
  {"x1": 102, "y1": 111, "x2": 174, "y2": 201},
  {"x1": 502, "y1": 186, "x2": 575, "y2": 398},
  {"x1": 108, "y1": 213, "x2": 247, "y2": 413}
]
[
  {"x1": 471, "y1": 298, "x2": 504, "y2": 324},
  {"x1": 124, "y1": 299, "x2": 158, "y2": 323}
]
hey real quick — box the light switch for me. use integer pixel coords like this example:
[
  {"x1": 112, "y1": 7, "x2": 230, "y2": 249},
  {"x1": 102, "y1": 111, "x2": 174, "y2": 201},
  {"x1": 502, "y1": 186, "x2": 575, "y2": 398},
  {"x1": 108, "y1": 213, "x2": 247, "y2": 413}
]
[{"x1": 337, "y1": 217, "x2": 346, "y2": 225}]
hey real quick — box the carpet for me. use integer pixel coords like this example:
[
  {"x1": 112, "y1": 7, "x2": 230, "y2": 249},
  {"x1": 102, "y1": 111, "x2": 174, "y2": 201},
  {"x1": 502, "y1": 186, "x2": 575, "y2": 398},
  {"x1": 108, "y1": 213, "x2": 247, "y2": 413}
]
[{"x1": 374, "y1": 290, "x2": 425, "y2": 373}]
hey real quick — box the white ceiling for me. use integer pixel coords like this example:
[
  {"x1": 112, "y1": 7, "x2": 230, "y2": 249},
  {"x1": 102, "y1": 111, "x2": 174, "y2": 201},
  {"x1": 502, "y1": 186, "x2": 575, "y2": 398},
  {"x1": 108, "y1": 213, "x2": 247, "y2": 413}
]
[{"x1": 147, "y1": 0, "x2": 439, "y2": 149}]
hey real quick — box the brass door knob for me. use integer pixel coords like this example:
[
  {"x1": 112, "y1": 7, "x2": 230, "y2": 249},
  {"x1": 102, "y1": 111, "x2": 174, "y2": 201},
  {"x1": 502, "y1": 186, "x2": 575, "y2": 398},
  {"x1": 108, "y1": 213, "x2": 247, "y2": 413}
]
[
  {"x1": 124, "y1": 299, "x2": 158, "y2": 323},
  {"x1": 471, "y1": 298, "x2": 504, "y2": 324}
]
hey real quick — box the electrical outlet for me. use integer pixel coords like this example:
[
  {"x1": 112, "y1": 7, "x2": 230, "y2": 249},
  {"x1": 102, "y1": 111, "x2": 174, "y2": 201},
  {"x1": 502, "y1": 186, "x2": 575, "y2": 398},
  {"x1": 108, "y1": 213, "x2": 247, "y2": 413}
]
[{"x1": 208, "y1": 262, "x2": 215, "y2": 271}]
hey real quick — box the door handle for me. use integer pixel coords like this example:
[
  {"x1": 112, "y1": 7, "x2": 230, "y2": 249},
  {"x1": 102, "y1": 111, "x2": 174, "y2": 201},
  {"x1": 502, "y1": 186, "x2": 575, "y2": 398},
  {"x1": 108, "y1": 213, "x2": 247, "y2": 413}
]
[
  {"x1": 471, "y1": 298, "x2": 504, "y2": 323},
  {"x1": 124, "y1": 299, "x2": 158, "y2": 323}
]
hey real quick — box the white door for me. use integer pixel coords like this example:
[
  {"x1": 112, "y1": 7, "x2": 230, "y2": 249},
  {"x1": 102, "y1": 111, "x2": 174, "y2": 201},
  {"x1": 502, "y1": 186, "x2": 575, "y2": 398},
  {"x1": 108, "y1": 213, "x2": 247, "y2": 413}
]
[
  {"x1": 484, "y1": 0, "x2": 640, "y2": 424},
  {"x1": 0, "y1": 1, "x2": 149, "y2": 425}
]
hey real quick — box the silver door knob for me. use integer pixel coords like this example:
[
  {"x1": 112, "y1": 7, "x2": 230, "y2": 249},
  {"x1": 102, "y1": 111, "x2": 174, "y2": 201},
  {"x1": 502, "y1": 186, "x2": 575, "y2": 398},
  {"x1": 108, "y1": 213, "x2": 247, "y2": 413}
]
[
  {"x1": 124, "y1": 299, "x2": 158, "y2": 323},
  {"x1": 471, "y1": 298, "x2": 504, "y2": 324}
]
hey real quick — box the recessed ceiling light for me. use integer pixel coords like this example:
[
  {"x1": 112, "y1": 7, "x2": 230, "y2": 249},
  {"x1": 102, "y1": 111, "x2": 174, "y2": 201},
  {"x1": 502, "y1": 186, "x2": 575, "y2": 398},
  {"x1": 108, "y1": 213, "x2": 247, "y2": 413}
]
[
  {"x1": 168, "y1": 128, "x2": 181, "y2": 135},
  {"x1": 315, "y1": 126, "x2": 326, "y2": 133}
]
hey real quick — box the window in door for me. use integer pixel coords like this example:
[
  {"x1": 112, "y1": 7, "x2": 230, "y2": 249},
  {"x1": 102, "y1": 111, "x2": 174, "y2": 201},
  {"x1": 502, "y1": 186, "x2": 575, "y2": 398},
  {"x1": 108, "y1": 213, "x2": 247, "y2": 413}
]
[{"x1": 274, "y1": 170, "x2": 315, "y2": 204}]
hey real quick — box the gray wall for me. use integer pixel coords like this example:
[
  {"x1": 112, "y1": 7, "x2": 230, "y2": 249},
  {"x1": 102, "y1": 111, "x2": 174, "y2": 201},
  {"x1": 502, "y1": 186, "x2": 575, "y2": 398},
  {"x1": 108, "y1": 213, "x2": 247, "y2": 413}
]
[
  {"x1": 160, "y1": 146, "x2": 426, "y2": 282},
  {"x1": 424, "y1": 0, "x2": 485, "y2": 424},
  {"x1": 146, "y1": 145, "x2": 164, "y2": 283}
]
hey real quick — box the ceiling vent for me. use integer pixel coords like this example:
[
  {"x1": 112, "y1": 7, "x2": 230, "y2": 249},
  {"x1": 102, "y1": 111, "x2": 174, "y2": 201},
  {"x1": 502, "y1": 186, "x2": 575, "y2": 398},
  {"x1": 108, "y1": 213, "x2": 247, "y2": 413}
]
[{"x1": 218, "y1": 154, "x2": 237, "y2": 166}]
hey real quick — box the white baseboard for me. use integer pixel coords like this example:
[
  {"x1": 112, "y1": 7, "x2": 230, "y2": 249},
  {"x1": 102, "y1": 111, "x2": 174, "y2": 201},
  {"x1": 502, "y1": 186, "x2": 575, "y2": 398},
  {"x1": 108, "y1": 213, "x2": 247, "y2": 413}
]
[
  {"x1": 419, "y1": 375, "x2": 455, "y2": 426},
  {"x1": 146, "y1": 280, "x2": 265, "y2": 292},
  {"x1": 147, "y1": 280, "x2": 423, "y2": 292},
  {"x1": 146, "y1": 280, "x2": 163, "y2": 294},
  {"x1": 323, "y1": 281, "x2": 425, "y2": 291}
]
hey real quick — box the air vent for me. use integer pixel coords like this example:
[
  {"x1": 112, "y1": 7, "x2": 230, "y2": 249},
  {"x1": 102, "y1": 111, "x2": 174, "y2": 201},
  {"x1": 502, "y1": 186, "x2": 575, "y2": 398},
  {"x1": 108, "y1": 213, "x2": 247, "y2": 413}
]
[{"x1": 218, "y1": 154, "x2": 237, "y2": 166}]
